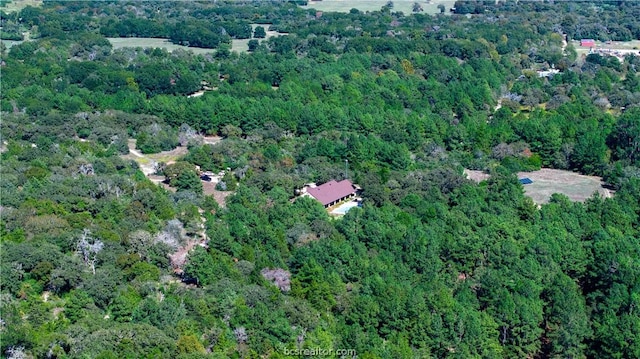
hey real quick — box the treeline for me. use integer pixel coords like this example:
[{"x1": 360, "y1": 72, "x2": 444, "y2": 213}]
[
  {"x1": 453, "y1": 0, "x2": 640, "y2": 41},
  {"x1": 4, "y1": 32, "x2": 638, "y2": 179},
  {"x1": 3, "y1": 1, "x2": 302, "y2": 49}
]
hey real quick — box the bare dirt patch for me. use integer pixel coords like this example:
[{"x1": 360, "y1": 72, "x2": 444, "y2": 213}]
[
  {"x1": 517, "y1": 168, "x2": 612, "y2": 204},
  {"x1": 202, "y1": 181, "x2": 233, "y2": 207},
  {"x1": 121, "y1": 138, "x2": 232, "y2": 206},
  {"x1": 121, "y1": 139, "x2": 188, "y2": 176},
  {"x1": 202, "y1": 135, "x2": 223, "y2": 145},
  {"x1": 465, "y1": 168, "x2": 612, "y2": 204},
  {"x1": 464, "y1": 169, "x2": 491, "y2": 183}
]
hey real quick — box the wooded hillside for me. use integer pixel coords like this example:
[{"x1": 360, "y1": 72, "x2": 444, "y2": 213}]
[{"x1": 1, "y1": 1, "x2": 638, "y2": 358}]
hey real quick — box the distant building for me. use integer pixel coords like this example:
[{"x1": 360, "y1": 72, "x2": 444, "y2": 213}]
[
  {"x1": 306, "y1": 179, "x2": 356, "y2": 208},
  {"x1": 537, "y1": 68, "x2": 560, "y2": 78},
  {"x1": 580, "y1": 39, "x2": 596, "y2": 47}
]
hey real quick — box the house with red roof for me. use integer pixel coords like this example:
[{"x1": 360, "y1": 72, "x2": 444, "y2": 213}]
[
  {"x1": 305, "y1": 179, "x2": 356, "y2": 208},
  {"x1": 580, "y1": 39, "x2": 596, "y2": 48}
]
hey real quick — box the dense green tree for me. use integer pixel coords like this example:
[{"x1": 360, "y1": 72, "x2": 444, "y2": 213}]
[
  {"x1": 1, "y1": 1, "x2": 639, "y2": 358},
  {"x1": 253, "y1": 26, "x2": 266, "y2": 39}
]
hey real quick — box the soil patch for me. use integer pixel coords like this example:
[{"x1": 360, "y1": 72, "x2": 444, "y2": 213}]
[
  {"x1": 464, "y1": 168, "x2": 613, "y2": 204},
  {"x1": 517, "y1": 168, "x2": 612, "y2": 204}
]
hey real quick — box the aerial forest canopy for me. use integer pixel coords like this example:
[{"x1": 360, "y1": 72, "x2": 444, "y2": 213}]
[{"x1": 0, "y1": 0, "x2": 639, "y2": 358}]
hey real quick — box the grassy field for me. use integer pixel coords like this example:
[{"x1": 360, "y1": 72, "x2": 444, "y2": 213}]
[
  {"x1": 107, "y1": 38, "x2": 216, "y2": 55},
  {"x1": 1, "y1": 39, "x2": 23, "y2": 49},
  {"x1": 108, "y1": 25, "x2": 287, "y2": 54},
  {"x1": 301, "y1": 0, "x2": 456, "y2": 15},
  {"x1": 517, "y1": 168, "x2": 612, "y2": 204},
  {"x1": 231, "y1": 24, "x2": 287, "y2": 53},
  {"x1": 466, "y1": 168, "x2": 612, "y2": 204},
  {"x1": 0, "y1": 0, "x2": 42, "y2": 13},
  {"x1": 573, "y1": 40, "x2": 640, "y2": 58}
]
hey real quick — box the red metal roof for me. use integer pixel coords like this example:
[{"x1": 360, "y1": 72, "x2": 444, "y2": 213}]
[
  {"x1": 307, "y1": 180, "x2": 355, "y2": 206},
  {"x1": 581, "y1": 39, "x2": 596, "y2": 47}
]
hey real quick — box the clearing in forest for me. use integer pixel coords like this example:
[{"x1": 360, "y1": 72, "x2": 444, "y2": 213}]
[
  {"x1": 517, "y1": 168, "x2": 612, "y2": 204},
  {"x1": 121, "y1": 139, "x2": 188, "y2": 176},
  {"x1": 301, "y1": 0, "x2": 457, "y2": 15},
  {"x1": 121, "y1": 138, "x2": 233, "y2": 206},
  {"x1": 573, "y1": 40, "x2": 640, "y2": 62},
  {"x1": 0, "y1": 0, "x2": 42, "y2": 13},
  {"x1": 231, "y1": 24, "x2": 288, "y2": 53},
  {"x1": 107, "y1": 38, "x2": 216, "y2": 55},
  {"x1": 465, "y1": 168, "x2": 613, "y2": 204}
]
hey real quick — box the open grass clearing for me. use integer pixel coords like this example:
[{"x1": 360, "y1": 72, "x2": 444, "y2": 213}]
[
  {"x1": 109, "y1": 24, "x2": 287, "y2": 54},
  {"x1": 231, "y1": 24, "x2": 287, "y2": 53},
  {"x1": 1, "y1": 39, "x2": 23, "y2": 49},
  {"x1": 107, "y1": 37, "x2": 216, "y2": 55},
  {"x1": 301, "y1": 0, "x2": 456, "y2": 15},
  {"x1": 517, "y1": 168, "x2": 612, "y2": 204},
  {"x1": 466, "y1": 168, "x2": 613, "y2": 204},
  {"x1": 0, "y1": 0, "x2": 42, "y2": 13},
  {"x1": 573, "y1": 39, "x2": 640, "y2": 61}
]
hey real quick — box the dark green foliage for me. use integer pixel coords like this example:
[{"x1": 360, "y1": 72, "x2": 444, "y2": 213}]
[
  {"x1": 136, "y1": 124, "x2": 179, "y2": 154},
  {"x1": 163, "y1": 162, "x2": 203, "y2": 194},
  {"x1": 1, "y1": 1, "x2": 639, "y2": 358},
  {"x1": 253, "y1": 26, "x2": 266, "y2": 39}
]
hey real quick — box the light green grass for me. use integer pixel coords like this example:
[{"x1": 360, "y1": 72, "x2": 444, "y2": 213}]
[
  {"x1": 1, "y1": 39, "x2": 23, "y2": 49},
  {"x1": 573, "y1": 39, "x2": 640, "y2": 57},
  {"x1": 232, "y1": 24, "x2": 287, "y2": 53},
  {"x1": 301, "y1": 0, "x2": 456, "y2": 15},
  {"x1": 107, "y1": 37, "x2": 216, "y2": 55},
  {"x1": 0, "y1": 0, "x2": 42, "y2": 13},
  {"x1": 108, "y1": 25, "x2": 287, "y2": 54}
]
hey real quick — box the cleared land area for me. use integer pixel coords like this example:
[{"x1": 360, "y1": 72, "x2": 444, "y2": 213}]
[
  {"x1": 464, "y1": 169, "x2": 490, "y2": 183},
  {"x1": 466, "y1": 168, "x2": 612, "y2": 204},
  {"x1": 231, "y1": 24, "x2": 287, "y2": 53},
  {"x1": 0, "y1": 39, "x2": 23, "y2": 49},
  {"x1": 108, "y1": 26, "x2": 286, "y2": 54},
  {"x1": 121, "y1": 138, "x2": 232, "y2": 206},
  {"x1": 0, "y1": 0, "x2": 42, "y2": 12},
  {"x1": 121, "y1": 139, "x2": 188, "y2": 176},
  {"x1": 302, "y1": 0, "x2": 456, "y2": 15},
  {"x1": 107, "y1": 37, "x2": 215, "y2": 54},
  {"x1": 517, "y1": 168, "x2": 612, "y2": 204},
  {"x1": 202, "y1": 181, "x2": 233, "y2": 206},
  {"x1": 573, "y1": 40, "x2": 640, "y2": 61}
]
